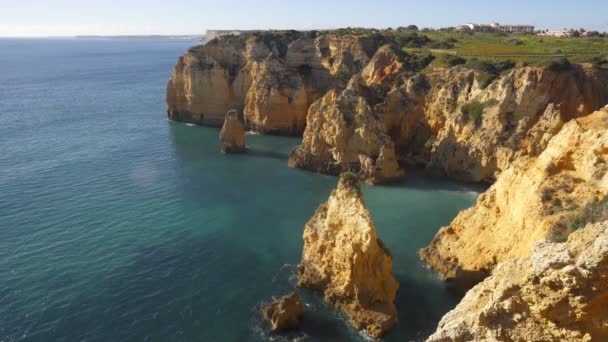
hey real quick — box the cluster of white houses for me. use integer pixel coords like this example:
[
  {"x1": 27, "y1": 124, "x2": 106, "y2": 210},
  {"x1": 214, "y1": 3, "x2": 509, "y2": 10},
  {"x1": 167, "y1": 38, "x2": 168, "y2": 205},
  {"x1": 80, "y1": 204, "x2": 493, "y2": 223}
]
[{"x1": 457, "y1": 22, "x2": 535, "y2": 33}]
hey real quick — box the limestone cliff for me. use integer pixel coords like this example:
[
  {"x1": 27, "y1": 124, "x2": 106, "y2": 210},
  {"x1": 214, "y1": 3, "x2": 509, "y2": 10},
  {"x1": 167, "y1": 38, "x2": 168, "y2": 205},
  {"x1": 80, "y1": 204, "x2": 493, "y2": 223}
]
[
  {"x1": 166, "y1": 32, "x2": 374, "y2": 134},
  {"x1": 427, "y1": 220, "x2": 608, "y2": 342},
  {"x1": 288, "y1": 45, "x2": 407, "y2": 184},
  {"x1": 298, "y1": 174, "x2": 399, "y2": 337},
  {"x1": 421, "y1": 106, "x2": 608, "y2": 290},
  {"x1": 288, "y1": 51, "x2": 608, "y2": 183},
  {"x1": 424, "y1": 64, "x2": 608, "y2": 182},
  {"x1": 168, "y1": 33, "x2": 608, "y2": 184}
]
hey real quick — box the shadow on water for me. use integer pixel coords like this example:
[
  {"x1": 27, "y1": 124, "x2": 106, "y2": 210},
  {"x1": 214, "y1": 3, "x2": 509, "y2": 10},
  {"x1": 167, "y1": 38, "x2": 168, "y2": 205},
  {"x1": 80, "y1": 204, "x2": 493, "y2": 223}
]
[
  {"x1": 386, "y1": 274, "x2": 462, "y2": 341},
  {"x1": 374, "y1": 167, "x2": 489, "y2": 194}
]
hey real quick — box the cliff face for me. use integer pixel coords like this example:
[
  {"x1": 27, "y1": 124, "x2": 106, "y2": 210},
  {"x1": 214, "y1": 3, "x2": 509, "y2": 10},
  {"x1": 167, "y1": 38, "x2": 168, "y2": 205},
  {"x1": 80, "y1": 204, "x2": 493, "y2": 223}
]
[
  {"x1": 166, "y1": 32, "x2": 374, "y2": 134},
  {"x1": 424, "y1": 64, "x2": 608, "y2": 182},
  {"x1": 427, "y1": 220, "x2": 608, "y2": 342},
  {"x1": 288, "y1": 46, "x2": 408, "y2": 183},
  {"x1": 287, "y1": 53, "x2": 608, "y2": 183},
  {"x1": 298, "y1": 175, "x2": 399, "y2": 337},
  {"x1": 167, "y1": 33, "x2": 608, "y2": 184},
  {"x1": 421, "y1": 106, "x2": 608, "y2": 290}
]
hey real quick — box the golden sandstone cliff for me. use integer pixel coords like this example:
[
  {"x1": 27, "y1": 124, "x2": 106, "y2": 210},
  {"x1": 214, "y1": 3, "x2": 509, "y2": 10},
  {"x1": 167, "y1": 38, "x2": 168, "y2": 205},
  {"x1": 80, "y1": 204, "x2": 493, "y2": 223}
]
[
  {"x1": 297, "y1": 174, "x2": 399, "y2": 337},
  {"x1": 427, "y1": 220, "x2": 608, "y2": 342},
  {"x1": 167, "y1": 32, "x2": 608, "y2": 339},
  {"x1": 167, "y1": 32, "x2": 608, "y2": 184},
  {"x1": 421, "y1": 107, "x2": 608, "y2": 291},
  {"x1": 166, "y1": 32, "x2": 373, "y2": 134}
]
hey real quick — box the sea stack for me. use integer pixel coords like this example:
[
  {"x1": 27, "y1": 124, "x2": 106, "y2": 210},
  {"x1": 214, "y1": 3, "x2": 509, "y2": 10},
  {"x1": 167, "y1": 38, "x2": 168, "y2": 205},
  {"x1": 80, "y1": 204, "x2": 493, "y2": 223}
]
[
  {"x1": 297, "y1": 173, "x2": 399, "y2": 337},
  {"x1": 220, "y1": 109, "x2": 246, "y2": 153},
  {"x1": 260, "y1": 292, "x2": 303, "y2": 332}
]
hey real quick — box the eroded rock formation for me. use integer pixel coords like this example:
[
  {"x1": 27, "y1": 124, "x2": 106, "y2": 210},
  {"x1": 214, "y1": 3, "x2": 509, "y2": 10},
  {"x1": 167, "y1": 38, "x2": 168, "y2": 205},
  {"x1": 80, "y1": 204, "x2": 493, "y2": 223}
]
[
  {"x1": 168, "y1": 32, "x2": 608, "y2": 184},
  {"x1": 260, "y1": 292, "x2": 303, "y2": 332},
  {"x1": 298, "y1": 174, "x2": 399, "y2": 337},
  {"x1": 220, "y1": 109, "x2": 246, "y2": 153},
  {"x1": 288, "y1": 46, "x2": 407, "y2": 184},
  {"x1": 166, "y1": 32, "x2": 374, "y2": 135},
  {"x1": 421, "y1": 106, "x2": 608, "y2": 290},
  {"x1": 427, "y1": 220, "x2": 608, "y2": 342}
]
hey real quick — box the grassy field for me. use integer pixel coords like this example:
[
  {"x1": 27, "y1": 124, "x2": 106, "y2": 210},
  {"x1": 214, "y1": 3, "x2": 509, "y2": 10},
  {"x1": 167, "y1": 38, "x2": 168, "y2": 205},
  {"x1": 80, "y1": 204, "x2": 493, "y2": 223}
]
[{"x1": 408, "y1": 31, "x2": 608, "y2": 65}]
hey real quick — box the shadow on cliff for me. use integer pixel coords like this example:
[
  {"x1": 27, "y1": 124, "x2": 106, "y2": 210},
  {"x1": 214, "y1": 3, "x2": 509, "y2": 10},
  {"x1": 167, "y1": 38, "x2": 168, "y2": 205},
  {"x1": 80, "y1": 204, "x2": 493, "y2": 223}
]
[
  {"x1": 379, "y1": 167, "x2": 489, "y2": 194},
  {"x1": 386, "y1": 273, "x2": 462, "y2": 341}
]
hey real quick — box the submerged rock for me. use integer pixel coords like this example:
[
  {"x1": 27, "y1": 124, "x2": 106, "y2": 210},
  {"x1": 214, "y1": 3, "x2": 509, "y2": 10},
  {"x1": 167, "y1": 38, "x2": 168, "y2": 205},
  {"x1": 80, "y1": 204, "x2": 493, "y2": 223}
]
[
  {"x1": 220, "y1": 109, "x2": 246, "y2": 153},
  {"x1": 427, "y1": 220, "x2": 608, "y2": 342},
  {"x1": 297, "y1": 173, "x2": 399, "y2": 337},
  {"x1": 421, "y1": 106, "x2": 608, "y2": 291},
  {"x1": 260, "y1": 292, "x2": 303, "y2": 332}
]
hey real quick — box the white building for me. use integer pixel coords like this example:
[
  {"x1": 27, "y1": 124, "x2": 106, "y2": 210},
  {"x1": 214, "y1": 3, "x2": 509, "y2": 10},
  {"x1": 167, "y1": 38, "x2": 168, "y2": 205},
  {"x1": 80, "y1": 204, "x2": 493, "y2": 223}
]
[
  {"x1": 538, "y1": 29, "x2": 575, "y2": 37},
  {"x1": 457, "y1": 22, "x2": 535, "y2": 33}
]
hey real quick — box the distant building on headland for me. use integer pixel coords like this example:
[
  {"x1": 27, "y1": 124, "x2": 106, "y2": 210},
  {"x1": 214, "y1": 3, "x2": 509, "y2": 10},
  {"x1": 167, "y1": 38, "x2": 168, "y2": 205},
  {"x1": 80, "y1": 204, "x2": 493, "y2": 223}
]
[
  {"x1": 537, "y1": 29, "x2": 576, "y2": 37},
  {"x1": 204, "y1": 30, "x2": 265, "y2": 42},
  {"x1": 457, "y1": 22, "x2": 535, "y2": 33}
]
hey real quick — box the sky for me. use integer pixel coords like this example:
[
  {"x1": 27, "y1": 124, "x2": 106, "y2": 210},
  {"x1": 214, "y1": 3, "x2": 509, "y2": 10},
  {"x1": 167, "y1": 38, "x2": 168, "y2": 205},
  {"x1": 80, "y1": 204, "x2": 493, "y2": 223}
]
[{"x1": 0, "y1": 0, "x2": 607, "y2": 37}]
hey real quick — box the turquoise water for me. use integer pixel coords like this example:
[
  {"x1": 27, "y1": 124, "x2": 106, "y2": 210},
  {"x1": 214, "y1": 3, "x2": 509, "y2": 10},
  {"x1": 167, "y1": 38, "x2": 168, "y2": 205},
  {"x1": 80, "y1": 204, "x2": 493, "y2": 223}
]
[{"x1": 0, "y1": 38, "x2": 482, "y2": 341}]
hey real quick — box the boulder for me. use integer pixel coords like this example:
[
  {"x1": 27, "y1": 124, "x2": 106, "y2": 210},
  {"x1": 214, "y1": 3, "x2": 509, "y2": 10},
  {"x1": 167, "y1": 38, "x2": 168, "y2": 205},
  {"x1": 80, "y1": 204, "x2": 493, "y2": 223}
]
[{"x1": 260, "y1": 292, "x2": 303, "y2": 332}]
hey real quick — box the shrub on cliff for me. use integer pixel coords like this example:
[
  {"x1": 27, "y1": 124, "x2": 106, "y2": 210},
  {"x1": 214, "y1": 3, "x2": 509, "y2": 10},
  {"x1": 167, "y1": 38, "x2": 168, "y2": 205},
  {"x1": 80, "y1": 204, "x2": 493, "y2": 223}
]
[
  {"x1": 339, "y1": 172, "x2": 363, "y2": 197},
  {"x1": 545, "y1": 57, "x2": 573, "y2": 72},
  {"x1": 462, "y1": 101, "x2": 485, "y2": 125},
  {"x1": 433, "y1": 54, "x2": 466, "y2": 67}
]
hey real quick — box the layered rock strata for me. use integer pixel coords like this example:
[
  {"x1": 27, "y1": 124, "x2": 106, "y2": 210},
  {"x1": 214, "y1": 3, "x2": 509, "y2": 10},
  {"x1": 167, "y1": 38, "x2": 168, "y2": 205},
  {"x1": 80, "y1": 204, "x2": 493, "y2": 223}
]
[
  {"x1": 427, "y1": 220, "x2": 608, "y2": 342},
  {"x1": 166, "y1": 32, "x2": 374, "y2": 134},
  {"x1": 260, "y1": 292, "x2": 303, "y2": 332},
  {"x1": 219, "y1": 109, "x2": 246, "y2": 153},
  {"x1": 298, "y1": 174, "x2": 399, "y2": 337},
  {"x1": 421, "y1": 106, "x2": 608, "y2": 291}
]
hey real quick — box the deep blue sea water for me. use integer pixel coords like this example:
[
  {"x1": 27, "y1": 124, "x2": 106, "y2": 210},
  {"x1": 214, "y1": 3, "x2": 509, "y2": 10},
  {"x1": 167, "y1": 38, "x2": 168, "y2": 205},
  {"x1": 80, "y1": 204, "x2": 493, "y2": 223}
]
[{"x1": 0, "y1": 38, "x2": 483, "y2": 342}]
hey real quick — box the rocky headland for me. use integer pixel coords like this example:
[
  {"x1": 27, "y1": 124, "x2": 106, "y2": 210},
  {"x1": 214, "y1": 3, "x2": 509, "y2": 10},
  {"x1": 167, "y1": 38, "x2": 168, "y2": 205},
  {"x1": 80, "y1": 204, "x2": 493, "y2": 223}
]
[
  {"x1": 167, "y1": 30, "x2": 608, "y2": 340},
  {"x1": 427, "y1": 220, "x2": 608, "y2": 342}
]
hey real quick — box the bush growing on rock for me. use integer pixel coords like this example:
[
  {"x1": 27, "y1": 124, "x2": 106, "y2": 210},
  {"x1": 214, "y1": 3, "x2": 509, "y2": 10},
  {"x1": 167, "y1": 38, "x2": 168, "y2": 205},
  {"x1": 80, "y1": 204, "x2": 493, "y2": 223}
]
[
  {"x1": 462, "y1": 101, "x2": 485, "y2": 125},
  {"x1": 433, "y1": 54, "x2": 466, "y2": 67},
  {"x1": 546, "y1": 57, "x2": 573, "y2": 72}
]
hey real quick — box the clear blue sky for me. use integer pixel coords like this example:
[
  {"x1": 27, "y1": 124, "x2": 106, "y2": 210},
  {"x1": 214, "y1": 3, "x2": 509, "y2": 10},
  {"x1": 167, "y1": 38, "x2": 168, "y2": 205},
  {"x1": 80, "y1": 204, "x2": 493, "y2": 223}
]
[{"x1": 1, "y1": 0, "x2": 607, "y2": 37}]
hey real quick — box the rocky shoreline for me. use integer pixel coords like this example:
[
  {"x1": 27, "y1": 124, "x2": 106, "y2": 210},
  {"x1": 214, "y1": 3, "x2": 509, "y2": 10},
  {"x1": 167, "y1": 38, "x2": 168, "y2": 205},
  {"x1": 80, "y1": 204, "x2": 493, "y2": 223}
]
[{"x1": 167, "y1": 31, "x2": 608, "y2": 339}]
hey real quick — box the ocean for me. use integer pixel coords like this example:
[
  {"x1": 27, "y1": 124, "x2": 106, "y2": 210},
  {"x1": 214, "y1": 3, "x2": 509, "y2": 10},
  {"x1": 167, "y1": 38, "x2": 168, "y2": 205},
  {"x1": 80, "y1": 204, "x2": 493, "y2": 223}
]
[{"x1": 0, "y1": 38, "x2": 482, "y2": 341}]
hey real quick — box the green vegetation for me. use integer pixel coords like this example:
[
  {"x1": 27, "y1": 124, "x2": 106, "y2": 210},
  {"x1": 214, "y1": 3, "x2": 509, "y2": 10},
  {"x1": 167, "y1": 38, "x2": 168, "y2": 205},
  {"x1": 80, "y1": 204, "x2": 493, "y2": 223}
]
[
  {"x1": 339, "y1": 172, "x2": 362, "y2": 197},
  {"x1": 424, "y1": 136, "x2": 436, "y2": 150},
  {"x1": 432, "y1": 54, "x2": 466, "y2": 67},
  {"x1": 462, "y1": 101, "x2": 485, "y2": 125},
  {"x1": 551, "y1": 196, "x2": 608, "y2": 243},
  {"x1": 421, "y1": 31, "x2": 608, "y2": 65}
]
